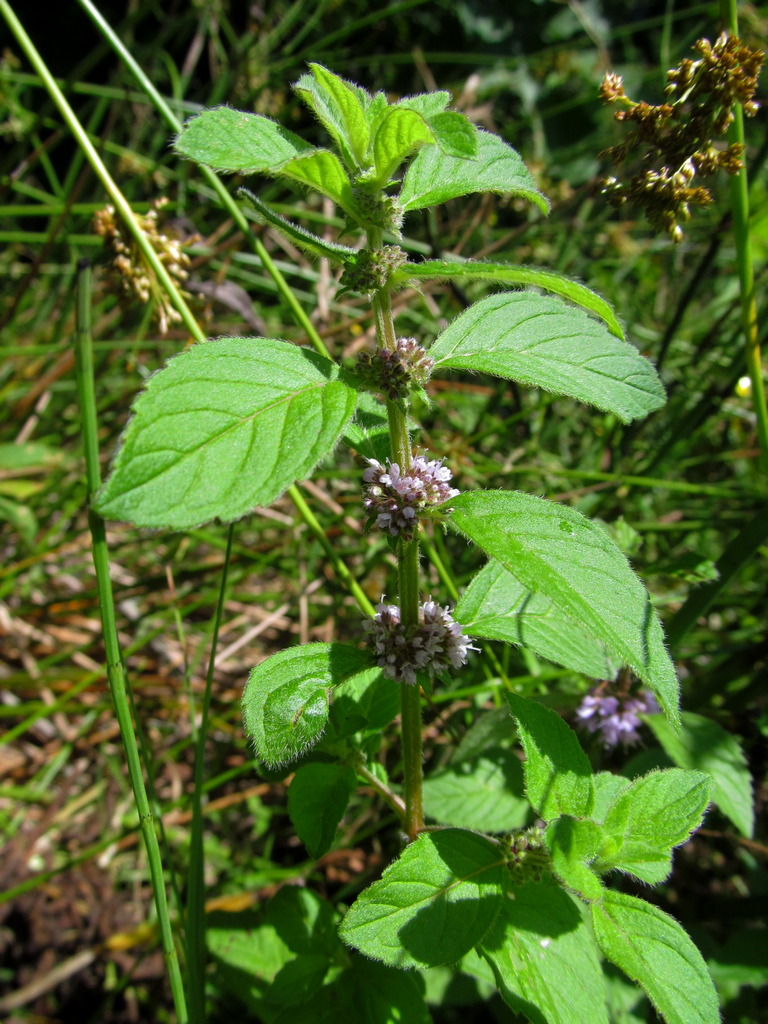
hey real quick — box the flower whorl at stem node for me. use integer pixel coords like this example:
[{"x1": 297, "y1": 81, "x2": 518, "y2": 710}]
[
  {"x1": 362, "y1": 454, "x2": 459, "y2": 539},
  {"x1": 355, "y1": 337, "x2": 434, "y2": 400},
  {"x1": 340, "y1": 245, "x2": 407, "y2": 293},
  {"x1": 363, "y1": 600, "x2": 475, "y2": 685}
]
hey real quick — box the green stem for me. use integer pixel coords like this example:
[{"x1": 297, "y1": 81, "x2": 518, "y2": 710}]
[
  {"x1": 74, "y1": 260, "x2": 188, "y2": 1024},
  {"x1": 371, "y1": 274, "x2": 424, "y2": 841},
  {"x1": 722, "y1": 0, "x2": 768, "y2": 462}
]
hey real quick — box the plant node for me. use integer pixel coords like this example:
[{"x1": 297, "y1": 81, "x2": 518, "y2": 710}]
[
  {"x1": 341, "y1": 245, "x2": 408, "y2": 294},
  {"x1": 355, "y1": 337, "x2": 434, "y2": 399}
]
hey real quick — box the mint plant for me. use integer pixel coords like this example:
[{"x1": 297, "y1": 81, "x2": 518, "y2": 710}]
[{"x1": 95, "y1": 65, "x2": 721, "y2": 1024}]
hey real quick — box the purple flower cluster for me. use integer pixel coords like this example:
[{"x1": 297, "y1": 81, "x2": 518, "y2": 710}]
[
  {"x1": 575, "y1": 688, "x2": 660, "y2": 748},
  {"x1": 355, "y1": 337, "x2": 434, "y2": 400},
  {"x1": 363, "y1": 600, "x2": 475, "y2": 685},
  {"x1": 362, "y1": 455, "x2": 459, "y2": 540}
]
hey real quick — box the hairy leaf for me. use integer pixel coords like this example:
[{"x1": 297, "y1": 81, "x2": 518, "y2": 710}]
[
  {"x1": 480, "y1": 881, "x2": 608, "y2": 1024},
  {"x1": 295, "y1": 65, "x2": 370, "y2": 169},
  {"x1": 96, "y1": 338, "x2": 358, "y2": 530},
  {"x1": 399, "y1": 129, "x2": 549, "y2": 213},
  {"x1": 429, "y1": 291, "x2": 664, "y2": 422},
  {"x1": 646, "y1": 711, "x2": 753, "y2": 837},
  {"x1": 422, "y1": 748, "x2": 528, "y2": 832},
  {"x1": 449, "y1": 491, "x2": 680, "y2": 723},
  {"x1": 508, "y1": 693, "x2": 594, "y2": 819},
  {"x1": 455, "y1": 559, "x2": 616, "y2": 679},
  {"x1": 545, "y1": 817, "x2": 605, "y2": 902},
  {"x1": 288, "y1": 763, "x2": 358, "y2": 859},
  {"x1": 339, "y1": 829, "x2": 504, "y2": 968},
  {"x1": 280, "y1": 149, "x2": 363, "y2": 221},
  {"x1": 242, "y1": 643, "x2": 373, "y2": 766},
  {"x1": 596, "y1": 769, "x2": 711, "y2": 883},
  {"x1": 426, "y1": 111, "x2": 478, "y2": 158},
  {"x1": 392, "y1": 261, "x2": 624, "y2": 338},
  {"x1": 372, "y1": 107, "x2": 436, "y2": 184},
  {"x1": 238, "y1": 189, "x2": 357, "y2": 264},
  {"x1": 174, "y1": 106, "x2": 310, "y2": 172},
  {"x1": 592, "y1": 892, "x2": 720, "y2": 1024}
]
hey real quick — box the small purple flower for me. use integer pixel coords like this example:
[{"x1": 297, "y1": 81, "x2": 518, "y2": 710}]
[
  {"x1": 363, "y1": 599, "x2": 475, "y2": 685},
  {"x1": 362, "y1": 455, "x2": 459, "y2": 540},
  {"x1": 575, "y1": 688, "x2": 659, "y2": 748}
]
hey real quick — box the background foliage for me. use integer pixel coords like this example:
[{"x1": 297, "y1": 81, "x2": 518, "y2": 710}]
[{"x1": 0, "y1": 0, "x2": 765, "y2": 1021}]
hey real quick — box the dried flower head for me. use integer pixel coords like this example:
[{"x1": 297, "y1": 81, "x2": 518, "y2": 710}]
[
  {"x1": 363, "y1": 599, "x2": 475, "y2": 685},
  {"x1": 362, "y1": 454, "x2": 459, "y2": 540},
  {"x1": 598, "y1": 32, "x2": 765, "y2": 240},
  {"x1": 575, "y1": 687, "x2": 660, "y2": 748},
  {"x1": 93, "y1": 197, "x2": 192, "y2": 333},
  {"x1": 355, "y1": 337, "x2": 434, "y2": 400}
]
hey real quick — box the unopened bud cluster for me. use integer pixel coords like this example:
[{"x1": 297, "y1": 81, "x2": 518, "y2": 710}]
[
  {"x1": 340, "y1": 245, "x2": 407, "y2": 293},
  {"x1": 599, "y1": 33, "x2": 764, "y2": 240},
  {"x1": 363, "y1": 454, "x2": 459, "y2": 540},
  {"x1": 351, "y1": 189, "x2": 405, "y2": 233},
  {"x1": 355, "y1": 337, "x2": 434, "y2": 400},
  {"x1": 363, "y1": 600, "x2": 474, "y2": 685},
  {"x1": 502, "y1": 827, "x2": 548, "y2": 882},
  {"x1": 93, "y1": 197, "x2": 191, "y2": 333}
]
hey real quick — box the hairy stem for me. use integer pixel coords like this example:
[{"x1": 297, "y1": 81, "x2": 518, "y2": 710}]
[{"x1": 371, "y1": 272, "x2": 424, "y2": 840}]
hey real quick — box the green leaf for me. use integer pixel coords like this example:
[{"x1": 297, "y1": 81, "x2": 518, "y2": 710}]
[
  {"x1": 279, "y1": 149, "x2": 363, "y2": 221},
  {"x1": 545, "y1": 817, "x2": 605, "y2": 901},
  {"x1": 372, "y1": 107, "x2": 436, "y2": 184},
  {"x1": 480, "y1": 880, "x2": 609, "y2": 1024},
  {"x1": 592, "y1": 891, "x2": 720, "y2": 1024},
  {"x1": 591, "y1": 773, "x2": 633, "y2": 823},
  {"x1": 595, "y1": 769, "x2": 711, "y2": 884},
  {"x1": 449, "y1": 491, "x2": 680, "y2": 724},
  {"x1": 391, "y1": 261, "x2": 624, "y2": 338},
  {"x1": 238, "y1": 189, "x2": 357, "y2": 264},
  {"x1": 264, "y1": 886, "x2": 340, "y2": 957},
  {"x1": 174, "y1": 106, "x2": 310, "y2": 172},
  {"x1": 422, "y1": 748, "x2": 528, "y2": 832},
  {"x1": 339, "y1": 828, "x2": 505, "y2": 968},
  {"x1": 305, "y1": 63, "x2": 370, "y2": 167},
  {"x1": 426, "y1": 111, "x2": 478, "y2": 158},
  {"x1": 455, "y1": 559, "x2": 617, "y2": 679},
  {"x1": 399, "y1": 129, "x2": 549, "y2": 213},
  {"x1": 328, "y1": 668, "x2": 400, "y2": 740},
  {"x1": 288, "y1": 763, "x2": 358, "y2": 859},
  {"x1": 345, "y1": 956, "x2": 432, "y2": 1023},
  {"x1": 396, "y1": 92, "x2": 451, "y2": 117},
  {"x1": 242, "y1": 643, "x2": 373, "y2": 766},
  {"x1": 429, "y1": 291, "x2": 665, "y2": 423},
  {"x1": 507, "y1": 693, "x2": 594, "y2": 819},
  {"x1": 95, "y1": 338, "x2": 358, "y2": 530},
  {"x1": 208, "y1": 909, "x2": 293, "y2": 1015},
  {"x1": 646, "y1": 711, "x2": 753, "y2": 837}
]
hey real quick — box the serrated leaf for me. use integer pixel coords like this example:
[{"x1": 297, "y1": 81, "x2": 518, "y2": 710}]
[
  {"x1": 339, "y1": 829, "x2": 505, "y2": 968},
  {"x1": 480, "y1": 881, "x2": 609, "y2": 1024},
  {"x1": 423, "y1": 748, "x2": 528, "y2": 832},
  {"x1": 306, "y1": 63, "x2": 370, "y2": 167},
  {"x1": 545, "y1": 817, "x2": 605, "y2": 901},
  {"x1": 595, "y1": 769, "x2": 711, "y2": 883},
  {"x1": 392, "y1": 260, "x2": 624, "y2": 338},
  {"x1": 399, "y1": 129, "x2": 549, "y2": 213},
  {"x1": 288, "y1": 763, "x2": 357, "y2": 859},
  {"x1": 242, "y1": 643, "x2": 373, "y2": 766},
  {"x1": 426, "y1": 111, "x2": 478, "y2": 158},
  {"x1": 646, "y1": 711, "x2": 753, "y2": 838},
  {"x1": 280, "y1": 149, "x2": 363, "y2": 221},
  {"x1": 429, "y1": 291, "x2": 664, "y2": 422},
  {"x1": 591, "y1": 773, "x2": 633, "y2": 823},
  {"x1": 174, "y1": 106, "x2": 310, "y2": 172},
  {"x1": 592, "y1": 891, "x2": 720, "y2": 1024},
  {"x1": 238, "y1": 188, "x2": 357, "y2": 264},
  {"x1": 449, "y1": 491, "x2": 680, "y2": 724},
  {"x1": 508, "y1": 693, "x2": 594, "y2": 819},
  {"x1": 455, "y1": 559, "x2": 616, "y2": 679},
  {"x1": 396, "y1": 92, "x2": 451, "y2": 117},
  {"x1": 372, "y1": 107, "x2": 436, "y2": 184},
  {"x1": 95, "y1": 338, "x2": 358, "y2": 530}
]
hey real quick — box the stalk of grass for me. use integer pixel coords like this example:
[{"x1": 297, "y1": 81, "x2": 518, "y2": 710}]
[
  {"x1": 722, "y1": 0, "x2": 768, "y2": 460},
  {"x1": 73, "y1": 258, "x2": 189, "y2": 1023}
]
